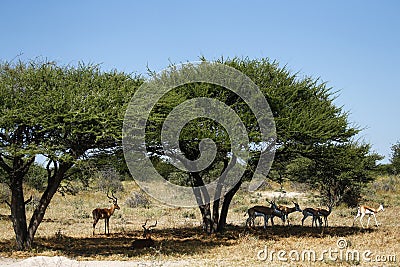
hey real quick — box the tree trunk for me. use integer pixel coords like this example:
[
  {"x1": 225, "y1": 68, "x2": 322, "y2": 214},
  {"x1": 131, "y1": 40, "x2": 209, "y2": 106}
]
[
  {"x1": 211, "y1": 199, "x2": 220, "y2": 233},
  {"x1": 194, "y1": 155, "x2": 238, "y2": 234},
  {"x1": 191, "y1": 172, "x2": 212, "y2": 233},
  {"x1": 8, "y1": 160, "x2": 71, "y2": 250},
  {"x1": 217, "y1": 177, "x2": 242, "y2": 232},
  {"x1": 10, "y1": 172, "x2": 28, "y2": 250},
  {"x1": 8, "y1": 156, "x2": 35, "y2": 250},
  {"x1": 25, "y1": 162, "x2": 71, "y2": 248}
]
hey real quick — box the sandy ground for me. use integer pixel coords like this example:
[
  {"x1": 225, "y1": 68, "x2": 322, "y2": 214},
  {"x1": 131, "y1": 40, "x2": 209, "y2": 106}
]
[{"x1": 0, "y1": 256, "x2": 221, "y2": 267}]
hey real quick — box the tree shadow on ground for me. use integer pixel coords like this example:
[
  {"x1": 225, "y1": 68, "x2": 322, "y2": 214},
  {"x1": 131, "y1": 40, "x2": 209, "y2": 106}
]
[
  {"x1": 0, "y1": 226, "x2": 237, "y2": 258},
  {"x1": 242, "y1": 224, "x2": 376, "y2": 240},
  {"x1": 0, "y1": 224, "x2": 377, "y2": 259}
]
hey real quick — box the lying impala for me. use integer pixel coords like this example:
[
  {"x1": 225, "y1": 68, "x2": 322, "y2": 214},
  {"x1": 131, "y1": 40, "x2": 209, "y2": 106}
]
[
  {"x1": 92, "y1": 192, "x2": 120, "y2": 235},
  {"x1": 131, "y1": 220, "x2": 157, "y2": 249},
  {"x1": 353, "y1": 204, "x2": 384, "y2": 228}
]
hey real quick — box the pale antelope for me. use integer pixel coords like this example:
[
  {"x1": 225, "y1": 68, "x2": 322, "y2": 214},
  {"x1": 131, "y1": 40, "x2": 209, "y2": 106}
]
[{"x1": 353, "y1": 204, "x2": 384, "y2": 228}]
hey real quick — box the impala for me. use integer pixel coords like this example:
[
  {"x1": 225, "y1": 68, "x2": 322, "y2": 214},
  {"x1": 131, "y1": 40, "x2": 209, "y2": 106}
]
[
  {"x1": 277, "y1": 201, "x2": 302, "y2": 226},
  {"x1": 316, "y1": 202, "x2": 334, "y2": 227},
  {"x1": 92, "y1": 192, "x2": 120, "y2": 235},
  {"x1": 353, "y1": 204, "x2": 384, "y2": 228},
  {"x1": 131, "y1": 220, "x2": 157, "y2": 249},
  {"x1": 265, "y1": 207, "x2": 286, "y2": 226},
  {"x1": 245, "y1": 201, "x2": 284, "y2": 229},
  {"x1": 301, "y1": 207, "x2": 323, "y2": 227}
]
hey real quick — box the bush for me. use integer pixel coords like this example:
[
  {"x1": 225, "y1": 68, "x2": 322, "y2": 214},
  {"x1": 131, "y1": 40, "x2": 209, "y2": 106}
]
[
  {"x1": 25, "y1": 164, "x2": 47, "y2": 192},
  {"x1": 93, "y1": 167, "x2": 124, "y2": 193},
  {"x1": 168, "y1": 172, "x2": 190, "y2": 186},
  {"x1": 182, "y1": 210, "x2": 196, "y2": 219},
  {"x1": 372, "y1": 175, "x2": 399, "y2": 192},
  {"x1": 25, "y1": 196, "x2": 41, "y2": 211},
  {"x1": 72, "y1": 199, "x2": 90, "y2": 219},
  {"x1": 0, "y1": 183, "x2": 10, "y2": 204},
  {"x1": 125, "y1": 191, "x2": 150, "y2": 208}
]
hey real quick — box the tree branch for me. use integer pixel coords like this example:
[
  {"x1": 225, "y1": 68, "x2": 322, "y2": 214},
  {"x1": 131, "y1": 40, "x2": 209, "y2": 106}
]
[
  {"x1": 24, "y1": 195, "x2": 33, "y2": 205},
  {"x1": 0, "y1": 155, "x2": 12, "y2": 173},
  {"x1": 20, "y1": 156, "x2": 35, "y2": 175}
]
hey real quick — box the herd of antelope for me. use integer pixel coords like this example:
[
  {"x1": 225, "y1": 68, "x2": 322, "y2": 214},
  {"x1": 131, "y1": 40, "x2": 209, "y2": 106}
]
[
  {"x1": 245, "y1": 200, "x2": 385, "y2": 229},
  {"x1": 90, "y1": 192, "x2": 385, "y2": 248}
]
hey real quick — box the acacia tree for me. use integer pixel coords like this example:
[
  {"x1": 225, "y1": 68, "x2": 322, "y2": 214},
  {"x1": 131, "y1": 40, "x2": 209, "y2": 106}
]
[
  {"x1": 0, "y1": 60, "x2": 141, "y2": 250},
  {"x1": 286, "y1": 143, "x2": 382, "y2": 206},
  {"x1": 132, "y1": 57, "x2": 365, "y2": 233}
]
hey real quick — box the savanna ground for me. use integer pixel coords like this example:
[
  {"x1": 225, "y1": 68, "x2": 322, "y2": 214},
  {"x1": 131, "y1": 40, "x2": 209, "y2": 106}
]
[{"x1": 0, "y1": 176, "x2": 399, "y2": 266}]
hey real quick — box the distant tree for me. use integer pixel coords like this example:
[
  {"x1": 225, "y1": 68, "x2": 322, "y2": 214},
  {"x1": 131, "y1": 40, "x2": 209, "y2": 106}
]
[
  {"x1": 390, "y1": 141, "x2": 400, "y2": 174},
  {"x1": 287, "y1": 143, "x2": 382, "y2": 206},
  {"x1": 0, "y1": 59, "x2": 141, "y2": 250},
  {"x1": 24, "y1": 163, "x2": 47, "y2": 192}
]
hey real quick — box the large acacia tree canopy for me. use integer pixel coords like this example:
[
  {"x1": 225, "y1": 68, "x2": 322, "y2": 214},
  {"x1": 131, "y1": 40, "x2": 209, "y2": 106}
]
[
  {"x1": 144, "y1": 58, "x2": 360, "y2": 176},
  {"x1": 0, "y1": 60, "x2": 142, "y2": 165}
]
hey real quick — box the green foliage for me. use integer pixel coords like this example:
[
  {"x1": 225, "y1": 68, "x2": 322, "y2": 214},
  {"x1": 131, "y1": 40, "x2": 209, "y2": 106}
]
[
  {"x1": 0, "y1": 59, "x2": 141, "y2": 166},
  {"x1": 286, "y1": 143, "x2": 381, "y2": 206},
  {"x1": 390, "y1": 141, "x2": 400, "y2": 174},
  {"x1": 218, "y1": 58, "x2": 380, "y2": 207},
  {"x1": 24, "y1": 163, "x2": 47, "y2": 192}
]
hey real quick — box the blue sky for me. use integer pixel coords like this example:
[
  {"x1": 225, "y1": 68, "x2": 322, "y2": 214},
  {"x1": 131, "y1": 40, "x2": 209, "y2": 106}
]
[{"x1": 1, "y1": 1, "x2": 399, "y2": 162}]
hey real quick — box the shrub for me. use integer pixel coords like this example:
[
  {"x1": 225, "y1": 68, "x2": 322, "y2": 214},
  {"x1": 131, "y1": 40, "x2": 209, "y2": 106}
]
[
  {"x1": 72, "y1": 199, "x2": 90, "y2": 219},
  {"x1": 0, "y1": 183, "x2": 10, "y2": 204},
  {"x1": 93, "y1": 167, "x2": 124, "y2": 193},
  {"x1": 372, "y1": 176, "x2": 398, "y2": 192},
  {"x1": 25, "y1": 164, "x2": 47, "y2": 192},
  {"x1": 182, "y1": 210, "x2": 196, "y2": 219},
  {"x1": 25, "y1": 196, "x2": 41, "y2": 211},
  {"x1": 125, "y1": 191, "x2": 150, "y2": 208}
]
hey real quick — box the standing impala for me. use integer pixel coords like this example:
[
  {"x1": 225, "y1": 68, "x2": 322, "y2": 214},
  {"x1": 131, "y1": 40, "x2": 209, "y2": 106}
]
[
  {"x1": 92, "y1": 192, "x2": 120, "y2": 235},
  {"x1": 316, "y1": 202, "x2": 334, "y2": 227},
  {"x1": 245, "y1": 200, "x2": 284, "y2": 228},
  {"x1": 277, "y1": 201, "x2": 302, "y2": 226},
  {"x1": 301, "y1": 206, "x2": 323, "y2": 227}
]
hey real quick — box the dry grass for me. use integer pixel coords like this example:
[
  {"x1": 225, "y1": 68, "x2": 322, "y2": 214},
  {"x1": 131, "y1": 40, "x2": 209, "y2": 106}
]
[{"x1": 0, "y1": 178, "x2": 399, "y2": 266}]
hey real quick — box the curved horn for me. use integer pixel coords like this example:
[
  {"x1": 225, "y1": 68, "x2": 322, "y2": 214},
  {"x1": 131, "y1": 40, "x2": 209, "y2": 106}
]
[
  {"x1": 149, "y1": 220, "x2": 157, "y2": 229},
  {"x1": 112, "y1": 192, "x2": 118, "y2": 202},
  {"x1": 142, "y1": 219, "x2": 149, "y2": 230}
]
